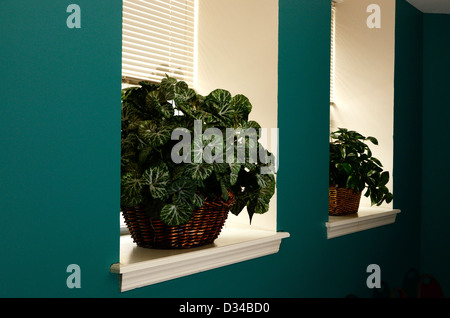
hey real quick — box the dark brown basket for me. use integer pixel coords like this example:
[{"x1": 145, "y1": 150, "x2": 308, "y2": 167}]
[
  {"x1": 329, "y1": 185, "x2": 362, "y2": 216},
  {"x1": 121, "y1": 191, "x2": 235, "y2": 249}
]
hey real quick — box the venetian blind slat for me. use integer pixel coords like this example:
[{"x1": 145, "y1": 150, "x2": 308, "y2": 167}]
[
  {"x1": 330, "y1": 2, "x2": 336, "y2": 104},
  {"x1": 122, "y1": 0, "x2": 196, "y2": 86}
]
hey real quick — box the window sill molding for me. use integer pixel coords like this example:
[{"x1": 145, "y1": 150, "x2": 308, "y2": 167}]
[
  {"x1": 325, "y1": 207, "x2": 401, "y2": 239},
  {"x1": 110, "y1": 228, "x2": 290, "y2": 292}
]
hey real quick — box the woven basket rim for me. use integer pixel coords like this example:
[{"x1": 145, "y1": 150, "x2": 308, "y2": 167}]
[
  {"x1": 121, "y1": 190, "x2": 235, "y2": 212},
  {"x1": 121, "y1": 189, "x2": 235, "y2": 249}
]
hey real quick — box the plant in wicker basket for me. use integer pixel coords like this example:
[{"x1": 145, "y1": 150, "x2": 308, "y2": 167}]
[
  {"x1": 121, "y1": 76, "x2": 276, "y2": 248},
  {"x1": 329, "y1": 128, "x2": 393, "y2": 216}
]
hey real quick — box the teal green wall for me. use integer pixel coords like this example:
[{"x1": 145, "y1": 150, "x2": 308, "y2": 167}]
[
  {"x1": 394, "y1": 3, "x2": 450, "y2": 296},
  {"x1": 0, "y1": 0, "x2": 122, "y2": 297},
  {"x1": 393, "y1": 0, "x2": 424, "y2": 283},
  {"x1": 0, "y1": 0, "x2": 441, "y2": 298},
  {"x1": 420, "y1": 14, "x2": 450, "y2": 293}
]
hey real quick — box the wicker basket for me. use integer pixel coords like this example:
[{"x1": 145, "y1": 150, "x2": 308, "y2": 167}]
[
  {"x1": 121, "y1": 191, "x2": 235, "y2": 249},
  {"x1": 329, "y1": 185, "x2": 362, "y2": 216}
]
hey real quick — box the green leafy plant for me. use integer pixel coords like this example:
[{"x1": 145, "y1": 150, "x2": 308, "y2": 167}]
[
  {"x1": 329, "y1": 128, "x2": 393, "y2": 206},
  {"x1": 121, "y1": 76, "x2": 276, "y2": 226}
]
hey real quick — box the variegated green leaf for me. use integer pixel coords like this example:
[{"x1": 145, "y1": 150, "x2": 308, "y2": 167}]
[
  {"x1": 191, "y1": 133, "x2": 205, "y2": 164},
  {"x1": 220, "y1": 178, "x2": 229, "y2": 201},
  {"x1": 230, "y1": 195, "x2": 248, "y2": 216},
  {"x1": 213, "y1": 162, "x2": 228, "y2": 174},
  {"x1": 192, "y1": 192, "x2": 205, "y2": 208},
  {"x1": 141, "y1": 164, "x2": 170, "y2": 199},
  {"x1": 242, "y1": 120, "x2": 261, "y2": 138},
  {"x1": 231, "y1": 94, "x2": 252, "y2": 123},
  {"x1": 120, "y1": 172, "x2": 144, "y2": 207},
  {"x1": 169, "y1": 178, "x2": 196, "y2": 209},
  {"x1": 206, "y1": 89, "x2": 232, "y2": 112},
  {"x1": 159, "y1": 76, "x2": 177, "y2": 100},
  {"x1": 191, "y1": 109, "x2": 213, "y2": 122},
  {"x1": 146, "y1": 90, "x2": 174, "y2": 118},
  {"x1": 205, "y1": 89, "x2": 235, "y2": 126},
  {"x1": 255, "y1": 173, "x2": 269, "y2": 188},
  {"x1": 174, "y1": 84, "x2": 197, "y2": 116},
  {"x1": 229, "y1": 163, "x2": 241, "y2": 185},
  {"x1": 258, "y1": 173, "x2": 276, "y2": 200},
  {"x1": 184, "y1": 163, "x2": 213, "y2": 181},
  {"x1": 248, "y1": 196, "x2": 269, "y2": 214},
  {"x1": 138, "y1": 120, "x2": 172, "y2": 147},
  {"x1": 174, "y1": 82, "x2": 196, "y2": 101},
  {"x1": 160, "y1": 203, "x2": 192, "y2": 226}
]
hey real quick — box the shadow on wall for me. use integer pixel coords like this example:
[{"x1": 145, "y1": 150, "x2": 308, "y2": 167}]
[{"x1": 346, "y1": 268, "x2": 444, "y2": 298}]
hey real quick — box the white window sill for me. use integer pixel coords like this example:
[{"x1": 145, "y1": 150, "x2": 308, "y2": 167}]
[
  {"x1": 325, "y1": 207, "x2": 401, "y2": 239},
  {"x1": 110, "y1": 228, "x2": 290, "y2": 292}
]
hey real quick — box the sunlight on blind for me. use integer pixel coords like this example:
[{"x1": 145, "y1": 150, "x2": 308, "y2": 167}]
[{"x1": 122, "y1": 0, "x2": 196, "y2": 86}]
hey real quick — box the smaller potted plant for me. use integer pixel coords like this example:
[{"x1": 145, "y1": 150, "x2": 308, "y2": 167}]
[{"x1": 329, "y1": 128, "x2": 393, "y2": 216}]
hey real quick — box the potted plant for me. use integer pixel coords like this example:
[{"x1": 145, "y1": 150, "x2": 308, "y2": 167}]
[
  {"x1": 329, "y1": 128, "x2": 393, "y2": 216},
  {"x1": 120, "y1": 76, "x2": 276, "y2": 248}
]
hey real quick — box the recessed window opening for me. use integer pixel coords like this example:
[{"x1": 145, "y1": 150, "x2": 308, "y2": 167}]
[{"x1": 120, "y1": 0, "x2": 279, "y2": 234}]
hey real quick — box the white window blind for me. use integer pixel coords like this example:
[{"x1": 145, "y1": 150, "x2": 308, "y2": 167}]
[
  {"x1": 330, "y1": 1, "x2": 336, "y2": 105},
  {"x1": 122, "y1": 0, "x2": 196, "y2": 86}
]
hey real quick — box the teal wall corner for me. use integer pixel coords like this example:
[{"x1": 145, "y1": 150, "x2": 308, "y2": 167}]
[{"x1": 420, "y1": 13, "x2": 450, "y2": 294}]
